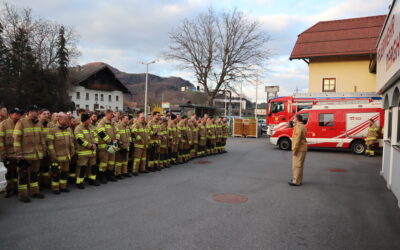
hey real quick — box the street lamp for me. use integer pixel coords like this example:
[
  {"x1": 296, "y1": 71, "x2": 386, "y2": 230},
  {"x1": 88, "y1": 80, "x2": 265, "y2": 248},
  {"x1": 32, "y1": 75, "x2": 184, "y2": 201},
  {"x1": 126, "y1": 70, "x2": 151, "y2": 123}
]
[{"x1": 140, "y1": 60, "x2": 157, "y2": 117}]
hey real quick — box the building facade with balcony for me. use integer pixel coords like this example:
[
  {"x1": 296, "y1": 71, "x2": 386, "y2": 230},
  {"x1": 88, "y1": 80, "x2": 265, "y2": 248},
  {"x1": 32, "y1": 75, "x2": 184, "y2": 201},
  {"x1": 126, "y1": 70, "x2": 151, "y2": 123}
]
[{"x1": 69, "y1": 62, "x2": 130, "y2": 111}]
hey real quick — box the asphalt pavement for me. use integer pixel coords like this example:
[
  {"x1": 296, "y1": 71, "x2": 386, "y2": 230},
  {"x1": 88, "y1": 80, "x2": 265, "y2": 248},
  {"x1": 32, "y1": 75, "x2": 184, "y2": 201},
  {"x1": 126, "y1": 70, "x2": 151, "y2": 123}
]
[{"x1": 1, "y1": 137, "x2": 400, "y2": 250}]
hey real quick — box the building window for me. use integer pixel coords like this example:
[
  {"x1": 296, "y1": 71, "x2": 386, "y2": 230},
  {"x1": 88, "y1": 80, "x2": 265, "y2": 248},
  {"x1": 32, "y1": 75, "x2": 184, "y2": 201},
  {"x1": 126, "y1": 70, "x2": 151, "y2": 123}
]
[
  {"x1": 76, "y1": 104, "x2": 80, "y2": 108},
  {"x1": 116, "y1": 95, "x2": 119, "y2": 102},
  {"x1": 95, "y1": 93, "x2": 98, "y2": 101},
  {"x1": 109, "y1": 95, "x2": 112, "y2": 102},
  {"x1": 322, "y1": 78, "x2": 336, "y2": 92},
  {"x1": 85, "y1": 105, "x2": 89, "y2": 110},
  {"x1": 116, "y1": 106, "x2": 119, "y2": 111},
  {"x1": 319, "y1": 113, "x2": 334, "y2": 127},
  {"x1": 76, "y1": 92, "x2": 80, "y2": 100},
  {"x1": 100, "y1": 94, "x2": 104, "y2": 101},
  {"x1": 86, "y1": 93, "x2": 89, "y2": 100}
]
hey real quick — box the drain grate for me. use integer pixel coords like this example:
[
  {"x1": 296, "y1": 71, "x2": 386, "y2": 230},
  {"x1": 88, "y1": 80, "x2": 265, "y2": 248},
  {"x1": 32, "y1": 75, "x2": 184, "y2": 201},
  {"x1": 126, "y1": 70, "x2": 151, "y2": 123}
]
[
  {"x1": 195, "y1": 161, "x2": 212, "y2": 165},
  {"x1": 328, "y1": 168, "x2": 348, "y2": 173},
  {"x1": 213, "y1": 193, "x2": 248, "y2": 204}
]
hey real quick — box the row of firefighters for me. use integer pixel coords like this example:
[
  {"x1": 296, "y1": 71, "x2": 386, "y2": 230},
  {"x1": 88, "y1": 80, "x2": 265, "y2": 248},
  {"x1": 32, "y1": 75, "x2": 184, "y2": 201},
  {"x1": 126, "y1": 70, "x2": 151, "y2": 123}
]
[{"x1": 0, "y1": 105, "x2": 229, "y2": 203}]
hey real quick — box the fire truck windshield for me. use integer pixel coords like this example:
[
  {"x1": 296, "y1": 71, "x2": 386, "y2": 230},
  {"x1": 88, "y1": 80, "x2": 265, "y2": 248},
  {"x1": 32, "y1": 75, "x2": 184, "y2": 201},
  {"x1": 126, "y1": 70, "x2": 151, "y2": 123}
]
[{"x1": 270, "y1": 102, "x2": 284, "y2": 113}]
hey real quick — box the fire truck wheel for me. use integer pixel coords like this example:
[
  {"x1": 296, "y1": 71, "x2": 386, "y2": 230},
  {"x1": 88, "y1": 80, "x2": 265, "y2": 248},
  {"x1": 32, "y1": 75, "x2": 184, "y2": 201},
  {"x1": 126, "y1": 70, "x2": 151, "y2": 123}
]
[
  {"x1": 351, "y1": 140, "x2": 366, "y2": 155},
  {"x1": 278, "y1": 138, "x2": 291, "y2": 151}
]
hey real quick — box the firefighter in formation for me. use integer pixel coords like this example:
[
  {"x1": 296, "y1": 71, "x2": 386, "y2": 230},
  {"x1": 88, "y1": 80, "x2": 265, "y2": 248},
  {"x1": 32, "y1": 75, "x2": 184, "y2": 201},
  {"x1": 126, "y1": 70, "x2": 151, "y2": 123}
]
[{"x1": 0, "y1": 106, "x2": 229, "y2": 203}]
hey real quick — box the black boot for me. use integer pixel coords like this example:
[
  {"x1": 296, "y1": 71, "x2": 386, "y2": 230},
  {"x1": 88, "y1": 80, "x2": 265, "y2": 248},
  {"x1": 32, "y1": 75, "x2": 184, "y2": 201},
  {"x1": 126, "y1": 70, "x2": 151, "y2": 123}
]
[
  {"x1": 52, "y1": 190, "x2": 61, "y2": 195},
  {"x1": 99, "y1": 171, "x2": 107, "y2": 184},
  {"x1": 68, "y1": 176, "x2": 76, "y2": 184},
  {"x1": 88, "y1": 179, "x2": 100, "y2": 186},
  {"x1": 60, "y1": 188, "x2": 70, "y2": 192},
  {"x1": 32, "y1": 193, "x2": 45, "y2": 199},
  {"x1": 107, "y1": 170, "x2": 117, "y2": 182},
  {"x1": 77, "y1": 183, "x2": 85, "y2": 189},
  {"x1": 122, "y1": 173, "x2": 132, "y2": 178},
  {"x1": 116, "y1": 174, "x2": 123, "y2": 180}
]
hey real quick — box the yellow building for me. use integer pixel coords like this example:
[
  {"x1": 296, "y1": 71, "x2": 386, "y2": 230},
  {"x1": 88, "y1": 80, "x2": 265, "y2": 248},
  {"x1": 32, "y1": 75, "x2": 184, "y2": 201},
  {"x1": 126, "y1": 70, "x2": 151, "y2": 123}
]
[{"x1": 290, "y1": 15, "x2": 386, "y2": 93}]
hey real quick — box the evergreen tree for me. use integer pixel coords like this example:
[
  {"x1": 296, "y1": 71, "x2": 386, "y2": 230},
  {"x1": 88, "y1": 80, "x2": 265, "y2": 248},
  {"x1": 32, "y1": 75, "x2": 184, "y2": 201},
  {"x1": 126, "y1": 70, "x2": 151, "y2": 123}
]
[{"x1": 55, "y1": 25, "x2": 71, "y2": 110}]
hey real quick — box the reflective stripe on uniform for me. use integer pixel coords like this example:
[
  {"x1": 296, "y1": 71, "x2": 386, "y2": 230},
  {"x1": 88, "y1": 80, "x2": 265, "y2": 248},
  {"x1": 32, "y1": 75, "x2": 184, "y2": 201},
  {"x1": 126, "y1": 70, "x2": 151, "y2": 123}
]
[
  {"x1": 78, "y1": 150, "x2": 94, "y2": 156},
  {"x1": 30, "y1": 182, "x2": 39, "y2": 188}
]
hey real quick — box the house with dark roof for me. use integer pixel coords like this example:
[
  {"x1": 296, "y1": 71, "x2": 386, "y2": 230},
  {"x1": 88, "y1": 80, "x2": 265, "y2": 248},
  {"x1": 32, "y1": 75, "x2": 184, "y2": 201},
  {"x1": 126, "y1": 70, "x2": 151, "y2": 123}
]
[
  {"x1": 290, "y1": 15, "x2": 386, "y2": 93},
  {"x1": 69, "y1": 62, "x2": 130, "y2": 111}
]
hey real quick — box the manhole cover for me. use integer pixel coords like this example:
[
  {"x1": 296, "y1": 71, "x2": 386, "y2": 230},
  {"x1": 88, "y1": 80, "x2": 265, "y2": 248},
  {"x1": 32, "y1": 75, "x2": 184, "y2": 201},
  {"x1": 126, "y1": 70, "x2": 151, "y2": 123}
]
[
  {"x1": 195, "y1": 161, "x2": 212, "y2": 164},
  {"x1": 213, "y1": 193, "x2": 248, "y2": 204},
  {"x1": 328, "y1": 168, "x2": 348, "y2": 173}
]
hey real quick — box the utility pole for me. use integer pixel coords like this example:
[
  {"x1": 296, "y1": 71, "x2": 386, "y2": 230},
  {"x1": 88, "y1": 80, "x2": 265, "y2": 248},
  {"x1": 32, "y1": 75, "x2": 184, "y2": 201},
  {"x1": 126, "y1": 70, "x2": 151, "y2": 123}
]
[
  {"x1": 140, "y1": 60, "x2": 157, "y2": 117},
  {"x1": 239, "y1": 81, "x2": 243, "y2": 117},
  {"x1": 255, "y1": 78, "x2": 259, "y2": 119}
]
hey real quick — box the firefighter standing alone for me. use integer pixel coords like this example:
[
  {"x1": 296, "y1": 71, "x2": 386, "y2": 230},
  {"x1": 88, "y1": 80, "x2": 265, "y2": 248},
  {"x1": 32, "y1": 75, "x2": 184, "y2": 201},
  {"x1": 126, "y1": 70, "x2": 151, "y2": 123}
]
[
  {"x1": 289, "y1": 114, "x2": 307, "y2": 187},
  {"x1": 365, "y1": 119, "x2": 379, "y2": 157}
]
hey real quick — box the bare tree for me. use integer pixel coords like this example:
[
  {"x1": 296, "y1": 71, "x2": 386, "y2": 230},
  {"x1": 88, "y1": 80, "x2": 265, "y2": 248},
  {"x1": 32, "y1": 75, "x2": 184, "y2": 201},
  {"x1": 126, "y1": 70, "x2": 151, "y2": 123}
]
[
  {"x1": 166, "y1": 8, "x2": 270, "y2": 105},
  {"x1": 0, "y1": 2, "x2": 80, "y2": 110},
  {"x1": 0, "y1": 2, "x2": 80, "y2": 70},
  {"x1": 31, "y1": 20, "x2": 80, "y2": 70},
  {"x1": 0, "y1": 3, "x2": 34, "y2": 48}
]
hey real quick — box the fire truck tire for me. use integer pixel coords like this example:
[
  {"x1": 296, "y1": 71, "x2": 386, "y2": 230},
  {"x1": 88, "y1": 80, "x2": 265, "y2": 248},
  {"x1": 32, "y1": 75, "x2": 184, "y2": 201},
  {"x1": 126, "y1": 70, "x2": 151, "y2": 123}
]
[
  {"x1": 278, "y1": 137, "x2": 291, "y2": 151},
  {"x1": 351, "y1": 140, "x2": 366, "y2": 155}
]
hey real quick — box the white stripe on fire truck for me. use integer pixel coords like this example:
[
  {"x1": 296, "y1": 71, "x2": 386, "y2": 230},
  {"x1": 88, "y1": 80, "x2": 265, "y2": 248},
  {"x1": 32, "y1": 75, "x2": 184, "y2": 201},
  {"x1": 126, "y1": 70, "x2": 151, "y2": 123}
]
[
  {"x1": 345, "y1": 114, "x2": 379, "y2": 137},
  {"x1": 334, "y1": 114, "x2": 379, "y2": 139}
]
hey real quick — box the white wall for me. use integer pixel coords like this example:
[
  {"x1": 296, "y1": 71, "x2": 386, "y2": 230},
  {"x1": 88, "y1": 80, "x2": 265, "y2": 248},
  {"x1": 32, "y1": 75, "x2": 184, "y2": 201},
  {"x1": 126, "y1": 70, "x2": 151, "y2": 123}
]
[
  {"x1": 380, "y1": 82, "x2": 400, "y2": 208},
  {"x1": 69, "y1": 86, "x2": 124, "y2": 111}
]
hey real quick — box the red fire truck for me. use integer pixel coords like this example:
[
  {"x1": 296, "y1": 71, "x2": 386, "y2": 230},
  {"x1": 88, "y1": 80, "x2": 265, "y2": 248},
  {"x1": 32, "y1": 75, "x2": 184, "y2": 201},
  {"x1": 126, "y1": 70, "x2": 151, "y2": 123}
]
[
  {"x1": 269, "y1": 101, "x2": 384, "y2": 154},
  {"x1": 266, "y1": 92, "x2": 381, "y2": 135}
]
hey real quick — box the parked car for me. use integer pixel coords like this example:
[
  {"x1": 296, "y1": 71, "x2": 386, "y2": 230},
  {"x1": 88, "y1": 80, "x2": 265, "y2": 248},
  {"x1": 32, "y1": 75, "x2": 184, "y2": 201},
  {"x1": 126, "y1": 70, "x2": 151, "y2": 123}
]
[{"x1": 258, "y1": 119, "x2": 267, "y2": 135}]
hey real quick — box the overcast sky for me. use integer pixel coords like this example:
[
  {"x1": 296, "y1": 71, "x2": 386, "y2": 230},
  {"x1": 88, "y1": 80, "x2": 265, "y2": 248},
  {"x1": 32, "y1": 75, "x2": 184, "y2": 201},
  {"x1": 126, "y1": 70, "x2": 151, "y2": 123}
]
[{"x1": 7, "y1": 0, "x2": 391, "y2": 102}]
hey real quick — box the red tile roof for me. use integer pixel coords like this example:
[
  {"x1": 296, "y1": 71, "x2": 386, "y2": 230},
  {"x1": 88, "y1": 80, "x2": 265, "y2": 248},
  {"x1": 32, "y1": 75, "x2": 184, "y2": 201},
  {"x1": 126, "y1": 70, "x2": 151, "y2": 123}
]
[{"x1": 290, "y1": 15, "x2": 387, "y2": 60}]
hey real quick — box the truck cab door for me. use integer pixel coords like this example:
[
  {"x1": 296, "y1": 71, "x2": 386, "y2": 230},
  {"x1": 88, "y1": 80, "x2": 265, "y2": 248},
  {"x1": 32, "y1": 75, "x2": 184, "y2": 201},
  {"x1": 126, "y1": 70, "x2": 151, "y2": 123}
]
[{"x1": 317, "y1": 113, "x2": 336, "y2": 147}]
